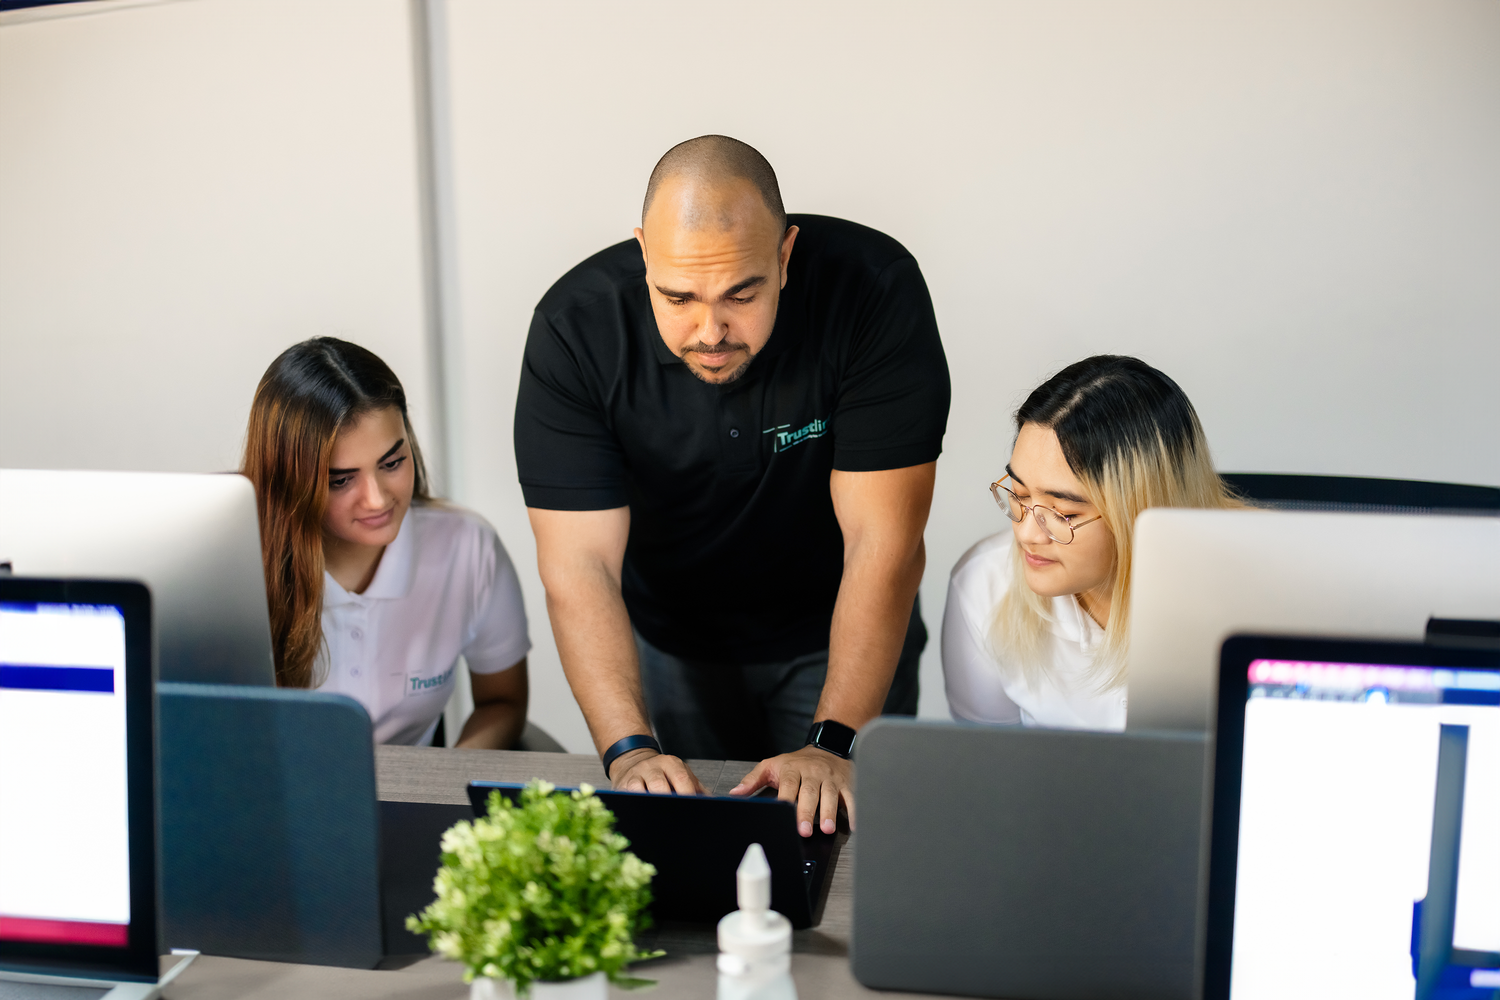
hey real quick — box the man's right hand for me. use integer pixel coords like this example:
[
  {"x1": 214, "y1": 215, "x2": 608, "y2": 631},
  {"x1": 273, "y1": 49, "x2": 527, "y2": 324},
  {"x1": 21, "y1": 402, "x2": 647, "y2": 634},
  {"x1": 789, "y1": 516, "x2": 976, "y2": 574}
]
[
  {"x1": 531, "y1": 506, "x2": 701, "y2": 795},
  {"x1": 608, "y1": 747, "x2": 706, "y2": 795}
]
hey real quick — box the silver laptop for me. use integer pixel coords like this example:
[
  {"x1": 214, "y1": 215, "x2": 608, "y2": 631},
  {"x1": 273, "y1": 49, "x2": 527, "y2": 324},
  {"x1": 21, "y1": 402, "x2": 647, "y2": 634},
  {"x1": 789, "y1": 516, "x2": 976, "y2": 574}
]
[
  {"x1": 0, "y1": 469, "x2": 274, "y2": 686},
  {"x1": 1126, "y1": 508, "x2": 1500, "y2": 733},
  {"x1": 852, "y1": 718, "x2": 1208, "y2": 999}
]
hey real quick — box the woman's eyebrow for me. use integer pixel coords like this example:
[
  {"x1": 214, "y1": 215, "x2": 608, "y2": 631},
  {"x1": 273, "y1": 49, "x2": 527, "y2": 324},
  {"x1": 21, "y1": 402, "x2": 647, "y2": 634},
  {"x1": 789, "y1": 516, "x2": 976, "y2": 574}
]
[
  {"x1": 1007, "y1": 464, "x2": 1090, "y2": 504},
  {"x1": 329, "y1": 438, "x2": 405, "y2": 476}
]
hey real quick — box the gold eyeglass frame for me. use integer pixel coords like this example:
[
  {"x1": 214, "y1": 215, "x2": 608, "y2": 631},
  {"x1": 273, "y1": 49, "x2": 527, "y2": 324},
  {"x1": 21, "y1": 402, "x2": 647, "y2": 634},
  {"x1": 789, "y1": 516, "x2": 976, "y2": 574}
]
[{"x1": 989, "y1": 475, "x2": 1102, "y2": 545}]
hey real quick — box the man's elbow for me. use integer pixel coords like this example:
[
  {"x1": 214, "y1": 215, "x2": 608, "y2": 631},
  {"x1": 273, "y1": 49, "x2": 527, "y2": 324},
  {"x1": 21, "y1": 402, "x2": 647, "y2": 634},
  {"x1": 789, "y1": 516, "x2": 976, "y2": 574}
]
[
  {"x1": 538, "y1": 554, "x2": 621, "y2": 608},
  {"x1": 901, "y1": 537, "x2": 927, "y2": 589},
  {"x1": 847, "y1": 533, "x2": 925, "y2": 589}
]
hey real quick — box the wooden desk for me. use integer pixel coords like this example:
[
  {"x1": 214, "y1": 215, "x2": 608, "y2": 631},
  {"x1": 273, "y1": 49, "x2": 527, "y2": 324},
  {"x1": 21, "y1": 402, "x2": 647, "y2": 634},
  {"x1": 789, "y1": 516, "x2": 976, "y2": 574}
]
[{"x1": 161, "y1": 746, "x2": 936, "y2": 999}]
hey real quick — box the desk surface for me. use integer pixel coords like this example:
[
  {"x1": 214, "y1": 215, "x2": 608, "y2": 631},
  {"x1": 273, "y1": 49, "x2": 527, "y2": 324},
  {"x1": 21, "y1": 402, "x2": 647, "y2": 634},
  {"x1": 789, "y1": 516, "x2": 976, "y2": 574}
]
[{"x1": 163, "y1": 746, "x2": 937, "y2": 1000}]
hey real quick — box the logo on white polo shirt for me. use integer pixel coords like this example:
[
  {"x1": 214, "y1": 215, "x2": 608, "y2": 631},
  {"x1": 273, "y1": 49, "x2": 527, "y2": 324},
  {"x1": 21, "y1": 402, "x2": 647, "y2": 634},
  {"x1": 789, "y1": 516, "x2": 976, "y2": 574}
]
[{"x1": 406, "y1": 662, "x2": 455, "y2": 698}]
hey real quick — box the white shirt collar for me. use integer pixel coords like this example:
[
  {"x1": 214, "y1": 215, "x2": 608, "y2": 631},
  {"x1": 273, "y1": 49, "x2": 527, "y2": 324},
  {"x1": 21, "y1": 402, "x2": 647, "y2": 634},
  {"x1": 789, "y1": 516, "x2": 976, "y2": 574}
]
[
  {"x1": 1050, "y1": 592, "x2": 1105, "y2": 654},
  {"x1": 321, "y1": 508, "x2": 417, "y2": 607}
]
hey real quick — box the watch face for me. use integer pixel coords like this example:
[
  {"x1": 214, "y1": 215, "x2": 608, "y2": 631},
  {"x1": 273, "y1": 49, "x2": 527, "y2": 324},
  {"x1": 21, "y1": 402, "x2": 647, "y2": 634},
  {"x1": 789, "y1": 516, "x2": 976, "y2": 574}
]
[{"x1": 812, "y1": 720, "x2": 856, "y2": 757}]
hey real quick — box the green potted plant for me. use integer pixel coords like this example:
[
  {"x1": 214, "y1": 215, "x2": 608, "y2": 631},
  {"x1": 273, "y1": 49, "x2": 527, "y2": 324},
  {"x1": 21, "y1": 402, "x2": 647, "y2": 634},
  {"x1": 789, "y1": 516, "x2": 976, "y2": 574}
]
[{"x1": 407, "y1": 780, "x2": 661, "y2": 1000}]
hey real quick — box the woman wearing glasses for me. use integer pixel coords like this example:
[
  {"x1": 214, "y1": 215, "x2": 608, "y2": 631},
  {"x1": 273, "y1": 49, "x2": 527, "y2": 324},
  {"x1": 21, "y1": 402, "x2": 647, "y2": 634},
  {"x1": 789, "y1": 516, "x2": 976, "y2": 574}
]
[{"x1": 942, "y1": 355, "x2": 1241, "y2": 729}]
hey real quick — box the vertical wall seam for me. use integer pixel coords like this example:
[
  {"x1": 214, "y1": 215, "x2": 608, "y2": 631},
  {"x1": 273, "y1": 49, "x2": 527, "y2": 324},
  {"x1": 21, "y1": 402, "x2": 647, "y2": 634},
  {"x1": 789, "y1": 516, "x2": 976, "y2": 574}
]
[
  {"x1": 412, "y1": 0, "x2": 475, "y2": 747},
  {"x1": 409, "y1": 0, "x2": 463, "y2": 501}
]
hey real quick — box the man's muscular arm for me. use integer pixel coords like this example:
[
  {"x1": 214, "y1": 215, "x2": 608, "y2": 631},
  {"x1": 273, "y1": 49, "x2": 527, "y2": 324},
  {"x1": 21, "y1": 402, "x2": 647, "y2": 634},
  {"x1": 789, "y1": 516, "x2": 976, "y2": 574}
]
[
  {"x1": 528, "y1": 506, "x2": 705, "y2": 794},
  {"x1": 730, "y1": 462, "x2": 935, "y2": 834}
]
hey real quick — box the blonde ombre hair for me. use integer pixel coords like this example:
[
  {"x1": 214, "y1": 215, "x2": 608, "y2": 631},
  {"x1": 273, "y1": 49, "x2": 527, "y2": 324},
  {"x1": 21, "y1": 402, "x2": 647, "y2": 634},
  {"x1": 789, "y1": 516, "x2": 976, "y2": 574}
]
[{"x1": 990, "y1": 356, "x2": 1243, "y2": 690}]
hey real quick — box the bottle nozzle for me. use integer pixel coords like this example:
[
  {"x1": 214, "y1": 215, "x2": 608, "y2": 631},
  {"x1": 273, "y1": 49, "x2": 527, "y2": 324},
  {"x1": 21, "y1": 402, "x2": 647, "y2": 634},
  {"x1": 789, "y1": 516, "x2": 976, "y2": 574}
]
[
  {"x1": 737, "y1": 843, "x2": 772, "y2": 923},
  {"x1": 719, "y1": 842, "x2": 792, "y2": 975}
]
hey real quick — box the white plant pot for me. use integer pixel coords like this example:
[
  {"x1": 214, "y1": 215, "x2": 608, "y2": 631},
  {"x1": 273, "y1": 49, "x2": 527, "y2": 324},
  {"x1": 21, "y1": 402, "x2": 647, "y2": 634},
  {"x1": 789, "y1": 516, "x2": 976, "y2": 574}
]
[{"x1": 470, "y1": 970, "x2": 608, "y2": 1000}]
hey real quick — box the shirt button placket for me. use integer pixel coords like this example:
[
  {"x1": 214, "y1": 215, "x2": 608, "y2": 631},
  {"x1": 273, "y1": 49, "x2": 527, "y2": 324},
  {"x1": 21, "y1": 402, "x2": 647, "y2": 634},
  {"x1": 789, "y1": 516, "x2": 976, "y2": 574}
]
[
  {"x1": 350, "y1": 614, "x2": 365, "y2": 678},
  {"x1": 719, "y1": 390, "x2": 760, "y2": 473}
]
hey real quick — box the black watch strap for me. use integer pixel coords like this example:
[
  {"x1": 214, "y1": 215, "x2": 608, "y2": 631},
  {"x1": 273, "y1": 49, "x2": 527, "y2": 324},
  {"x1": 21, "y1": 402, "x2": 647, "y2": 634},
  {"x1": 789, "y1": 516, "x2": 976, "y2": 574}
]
[
  {"x1": 602, "y1": 734, "x2": 660, "y2": 778},
  {"x1": 805, "y1": 719, "x2": 857, "y2": 759}
]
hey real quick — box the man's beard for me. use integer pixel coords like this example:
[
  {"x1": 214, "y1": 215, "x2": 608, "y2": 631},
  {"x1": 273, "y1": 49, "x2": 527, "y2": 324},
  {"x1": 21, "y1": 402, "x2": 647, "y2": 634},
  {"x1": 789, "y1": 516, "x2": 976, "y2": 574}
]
[{"x1": 680, "y1": 341, "x2": 757, "y2": 385}]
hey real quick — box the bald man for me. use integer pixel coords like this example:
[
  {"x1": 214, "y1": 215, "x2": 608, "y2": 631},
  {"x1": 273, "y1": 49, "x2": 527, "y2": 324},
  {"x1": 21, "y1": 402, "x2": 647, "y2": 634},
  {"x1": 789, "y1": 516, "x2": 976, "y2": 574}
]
[{"x1": 515, "y1": 135, "x2": 949, "y2": 836}]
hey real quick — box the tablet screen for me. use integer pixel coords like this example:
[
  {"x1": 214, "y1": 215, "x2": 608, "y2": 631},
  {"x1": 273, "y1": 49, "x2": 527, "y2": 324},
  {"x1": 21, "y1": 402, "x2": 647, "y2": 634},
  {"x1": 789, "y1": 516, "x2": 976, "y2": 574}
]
[{"x1": 0, "y1": 600, "x2": 131, "y2": 948}]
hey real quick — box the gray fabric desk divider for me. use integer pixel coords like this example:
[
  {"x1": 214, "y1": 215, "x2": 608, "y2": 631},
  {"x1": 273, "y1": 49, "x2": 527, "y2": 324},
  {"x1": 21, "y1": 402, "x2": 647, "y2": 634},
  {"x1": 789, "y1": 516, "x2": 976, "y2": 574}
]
[{"x1": 158, "y1": 683, "x2": 384, "y2": 969}]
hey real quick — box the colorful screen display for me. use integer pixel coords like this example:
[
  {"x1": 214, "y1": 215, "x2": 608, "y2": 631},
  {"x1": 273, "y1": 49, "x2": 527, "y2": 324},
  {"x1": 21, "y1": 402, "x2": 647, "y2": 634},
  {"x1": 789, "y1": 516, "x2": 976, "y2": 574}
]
[
  {"x1": 1230, "y1": 659, "x2": 1500, "y2": 998},
  {"x1": 0, "y1": 601, "x2": 131, "y2": 947}
]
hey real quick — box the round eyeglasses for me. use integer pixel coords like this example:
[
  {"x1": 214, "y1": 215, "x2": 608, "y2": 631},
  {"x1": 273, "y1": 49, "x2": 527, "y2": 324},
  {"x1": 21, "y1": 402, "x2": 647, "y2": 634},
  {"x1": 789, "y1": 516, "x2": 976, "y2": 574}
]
[{"x1": 989, "y1": 476, "x2": 1102, "y2": 545}]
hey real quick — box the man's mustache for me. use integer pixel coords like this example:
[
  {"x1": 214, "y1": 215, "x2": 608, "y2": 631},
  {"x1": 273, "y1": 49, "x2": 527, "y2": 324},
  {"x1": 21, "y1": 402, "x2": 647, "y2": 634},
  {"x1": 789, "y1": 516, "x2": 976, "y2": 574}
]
[{"x1": 681, "y1": 341, "x2": 752, "y2": 362}]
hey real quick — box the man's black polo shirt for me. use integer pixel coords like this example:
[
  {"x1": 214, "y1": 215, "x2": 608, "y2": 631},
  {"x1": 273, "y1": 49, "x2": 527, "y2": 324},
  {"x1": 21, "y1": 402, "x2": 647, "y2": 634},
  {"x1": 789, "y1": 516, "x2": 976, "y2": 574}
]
[{"x1": 514, "y1": 214, "x2": 950, "y2": 663}]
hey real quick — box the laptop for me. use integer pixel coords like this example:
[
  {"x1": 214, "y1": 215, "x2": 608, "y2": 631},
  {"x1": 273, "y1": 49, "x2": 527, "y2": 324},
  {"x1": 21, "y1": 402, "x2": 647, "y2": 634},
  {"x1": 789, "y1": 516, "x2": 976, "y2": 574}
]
[
  {"x1": 0, "y1": 579, "x2": 163, "y2": 999},
  {"x1": 1126, "y1": 508, "x2": 1500, "y2": 733},
  {"x1": 1205, "y1": 635, "x2": 1500, "y2": 1000},
  {"x1": 850, "y1": 718, "x2": 1209, "y2": 1000},
  {"x1": 466, "y1": 781, "x2": 839, "y2": 929},
  {"x1": 0, "y1": 469, "x2": 276, "y2": 687}
]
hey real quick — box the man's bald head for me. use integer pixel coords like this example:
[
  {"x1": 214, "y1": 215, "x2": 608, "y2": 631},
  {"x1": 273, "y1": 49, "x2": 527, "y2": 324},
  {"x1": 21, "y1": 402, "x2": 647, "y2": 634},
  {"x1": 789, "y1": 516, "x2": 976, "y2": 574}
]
[
  {"x1": 633, "y1": 136, "x2": 799, "y2": 385},
  {"x1": 642, "y1": 135, "x2": 787, "y2": 233}
]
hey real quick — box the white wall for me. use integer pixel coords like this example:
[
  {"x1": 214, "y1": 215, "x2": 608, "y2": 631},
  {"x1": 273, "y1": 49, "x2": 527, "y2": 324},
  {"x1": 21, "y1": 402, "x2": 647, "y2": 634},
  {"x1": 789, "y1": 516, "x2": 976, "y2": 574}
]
[
  {"x1": 4, "y1": 0, "x2": 1498, "y2": 753},
  {"x1": 0, "y1": 0, "x2": 434, "y2": 475},
  {"x1": 443, "y1": 0, "x2": 1500, "y2": 750}
]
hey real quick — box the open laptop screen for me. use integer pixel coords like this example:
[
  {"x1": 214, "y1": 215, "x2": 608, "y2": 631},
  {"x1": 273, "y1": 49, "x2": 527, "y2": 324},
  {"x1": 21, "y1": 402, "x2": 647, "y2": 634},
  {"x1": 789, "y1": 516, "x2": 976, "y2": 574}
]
[
  {"x1": 1207, "y1": 637, "x2": 1500, "y2": 1000},
  {"x1": 0, "y1": 600, "x2": 131, "y2": 946}
]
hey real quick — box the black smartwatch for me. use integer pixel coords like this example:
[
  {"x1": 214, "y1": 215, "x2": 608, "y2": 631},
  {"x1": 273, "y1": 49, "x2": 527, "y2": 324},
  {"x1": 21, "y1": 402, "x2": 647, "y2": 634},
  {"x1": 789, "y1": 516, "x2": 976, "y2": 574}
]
[{"x1": 805, "y1": 719, "x2": 857, "y2": 759}]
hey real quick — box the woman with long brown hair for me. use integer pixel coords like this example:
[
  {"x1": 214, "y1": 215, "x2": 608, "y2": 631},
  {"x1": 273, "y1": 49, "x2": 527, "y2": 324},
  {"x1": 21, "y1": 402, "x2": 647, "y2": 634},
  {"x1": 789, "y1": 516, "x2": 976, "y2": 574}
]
[{"x1": 242, "y1": 337, "x2": 529, "y2": 746}]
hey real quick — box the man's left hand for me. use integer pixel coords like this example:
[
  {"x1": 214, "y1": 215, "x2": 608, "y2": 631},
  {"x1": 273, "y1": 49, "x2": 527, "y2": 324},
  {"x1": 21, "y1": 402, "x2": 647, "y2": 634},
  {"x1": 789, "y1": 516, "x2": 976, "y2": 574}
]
[{"x1": 728, "y1": 746, "x2": 853, "y2": 837}]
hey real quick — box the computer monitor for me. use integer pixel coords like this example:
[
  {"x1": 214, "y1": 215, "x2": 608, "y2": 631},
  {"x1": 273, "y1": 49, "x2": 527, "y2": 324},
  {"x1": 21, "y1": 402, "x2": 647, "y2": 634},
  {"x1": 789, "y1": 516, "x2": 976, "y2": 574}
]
[
  {"x1": 1205, "y1": 635, "x2": 1500, "y2": 1000},
  {"x1": 0, "y1": 578, "x2": 161, "y2": 993},
  {"x1": 1127, "y1": 509, "x2": 1500, "y2": 732},
  {"x1": 0, "y1": 469, "x2": 274, "y2": 686}
]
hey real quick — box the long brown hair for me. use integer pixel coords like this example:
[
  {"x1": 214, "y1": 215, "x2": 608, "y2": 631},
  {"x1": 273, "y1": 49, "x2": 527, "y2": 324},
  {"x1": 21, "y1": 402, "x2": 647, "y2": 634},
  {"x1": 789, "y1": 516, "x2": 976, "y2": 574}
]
[{"x1": 241, "y1": 337, "x2": 432, "y2": 687}]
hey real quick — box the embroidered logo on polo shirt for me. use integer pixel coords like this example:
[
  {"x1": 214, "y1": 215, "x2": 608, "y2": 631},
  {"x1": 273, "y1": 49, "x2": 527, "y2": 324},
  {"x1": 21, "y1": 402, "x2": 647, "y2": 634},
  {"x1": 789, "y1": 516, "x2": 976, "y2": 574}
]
[
  {"x1": 406, "y1": 662, "x2": 455, "y2": 697},
  {"x1": 763, "y1": 418, "x2": 827, "y2": 453}
]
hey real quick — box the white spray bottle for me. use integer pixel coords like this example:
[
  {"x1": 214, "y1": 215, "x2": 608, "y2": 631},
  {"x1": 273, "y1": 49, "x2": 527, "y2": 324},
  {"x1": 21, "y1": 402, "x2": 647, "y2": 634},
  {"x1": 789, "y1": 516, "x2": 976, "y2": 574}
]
[{"x1": 716, "y1": 843, "x2": 797, "y2": 1000}]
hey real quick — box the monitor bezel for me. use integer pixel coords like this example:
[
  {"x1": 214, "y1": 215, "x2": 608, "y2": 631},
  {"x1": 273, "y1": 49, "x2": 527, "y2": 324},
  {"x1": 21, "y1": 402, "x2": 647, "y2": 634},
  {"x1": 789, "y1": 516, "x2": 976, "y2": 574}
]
[
  {"x1": 1203, "y1": 633, "x2": 1500, "y2": 1000},
  {"x1": 0, "y1": 577, "x2": 159, "y2": 984}
]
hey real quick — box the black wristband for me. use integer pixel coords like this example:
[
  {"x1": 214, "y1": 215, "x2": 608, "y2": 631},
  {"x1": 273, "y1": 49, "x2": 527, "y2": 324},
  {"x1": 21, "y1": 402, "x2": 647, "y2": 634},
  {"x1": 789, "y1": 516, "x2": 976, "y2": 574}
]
[{"x1": 602, "y1": 734, "x2": 661, "y2": 778}]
